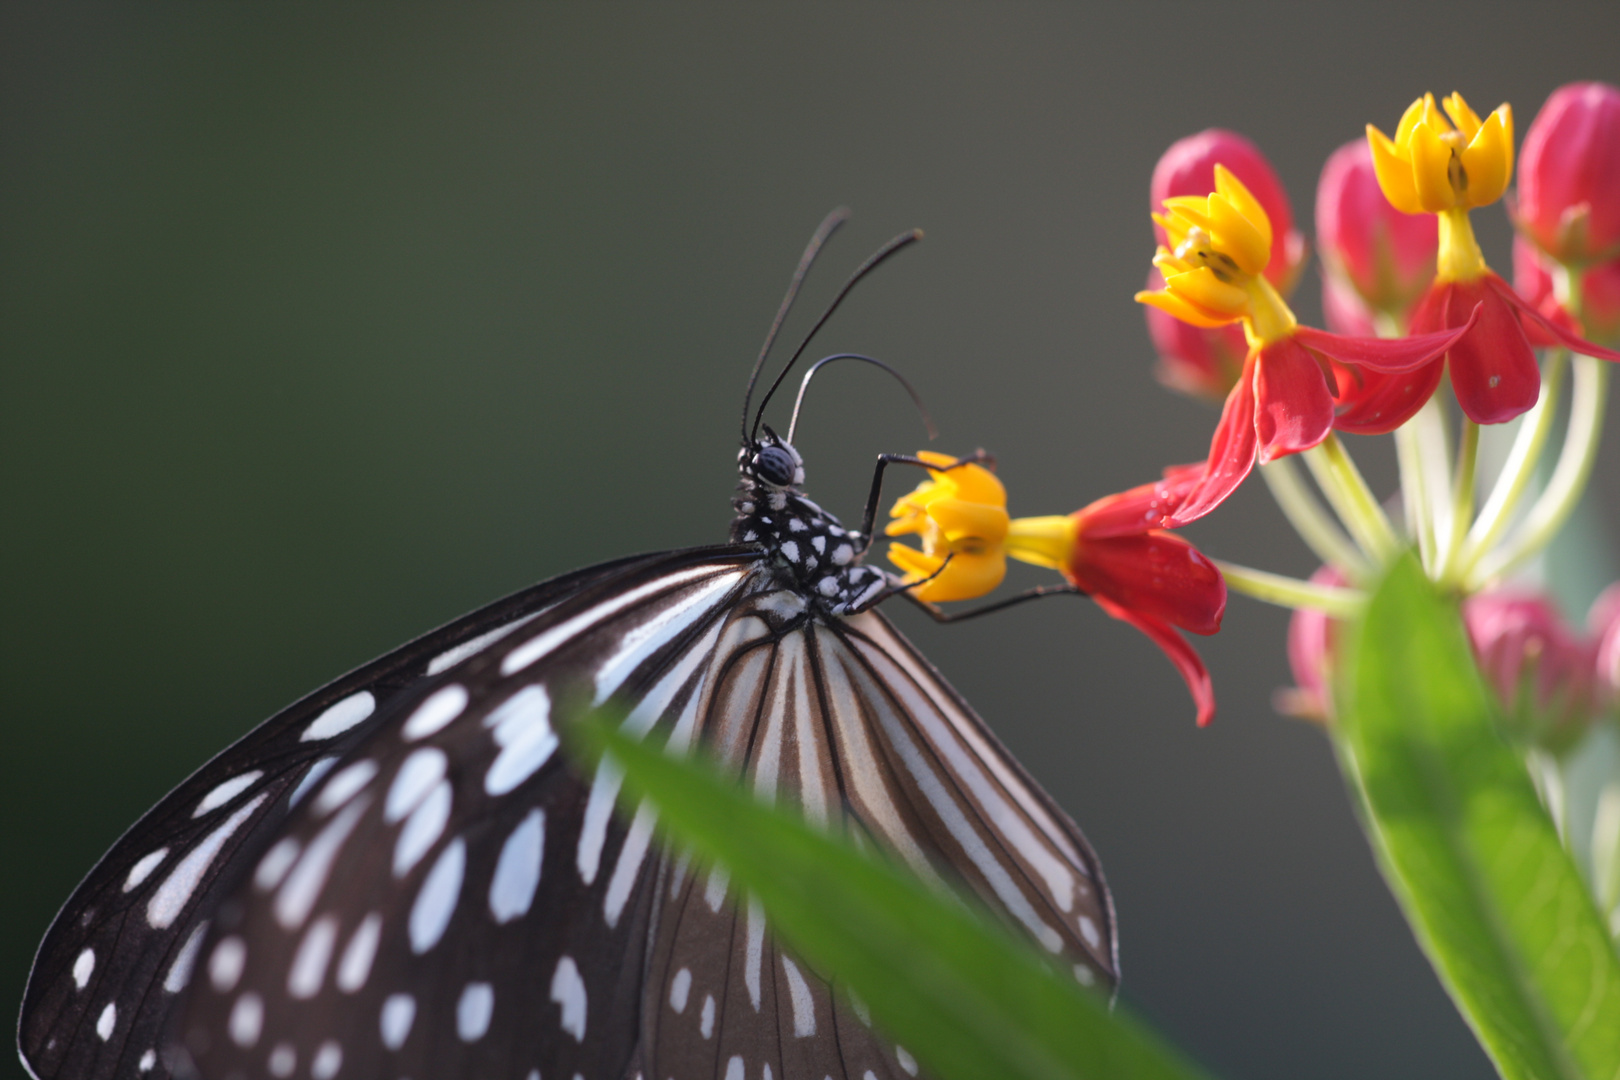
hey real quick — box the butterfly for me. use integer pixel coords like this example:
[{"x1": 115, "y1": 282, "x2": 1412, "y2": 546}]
[{"x1": 20, "y1": 210, "x2": 1118, "y2": 1080}]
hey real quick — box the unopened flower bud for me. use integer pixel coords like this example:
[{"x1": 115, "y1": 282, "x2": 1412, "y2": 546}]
[
  {"x1": 1316, "y1": 139, "x2": 1437, "y2": 323},
  {"x1": 1277, "y1": 567, "x2": 1347, "y2": 724},
  {"x1": 1464, "y1": 589, "x2": 1598, "y2": 752},
  {"x1": 1142, "y1": 269, "x2": 1248, "y2": 399},
  {"x1": 1516, "y1": 81, "x2": 1620, "y2": 266},
  {"x1": 1151, "y1": 129, "x2": 1307, "y2": 295},
  {"x1": 1514, "y1": 234, "x2": 1620, "y2": 347}
]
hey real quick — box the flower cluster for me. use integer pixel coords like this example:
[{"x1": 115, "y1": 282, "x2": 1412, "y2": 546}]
[{"x1": 882, "y1": 82, "x2": 1620, "y2": 756}]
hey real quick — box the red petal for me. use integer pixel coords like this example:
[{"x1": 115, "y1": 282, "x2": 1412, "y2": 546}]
[
  {"x1": 1331, "y1": 358, "x2": 1446, "y2": 435},
  {"x1": 1165, "y1": 355, "x2": 1259, "y2": 528},
  {"x1": 1486, "y1": 273, "x2": 1620, "y2": 363},
  {"x1": 1432, "y1": 278, "x2": 1540, "y2": 424},
  {"x1": 1293, "y1": 310, "x2": 1480, "y2": 373},
  {"x1": 1253, "y1": 337, "x2": 1335, "y2": 463},
  {"x1": 1067, "y1": 532, "x2": 1226, "y2": 635},
  {"x1": 1092, "y1": 596, "x2": 1217, "y2": 727},
  {"x1": 1076, "y1": 462, "x2": 1209, "y2": 539}
]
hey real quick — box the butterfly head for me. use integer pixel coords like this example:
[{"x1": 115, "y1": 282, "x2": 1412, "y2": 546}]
[{"x1": 742, "y1": 427, "x2": 805, "y2": 490}]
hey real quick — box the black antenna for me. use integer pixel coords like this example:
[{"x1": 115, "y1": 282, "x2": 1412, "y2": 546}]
[
  {"x1": 786, "y1": 353, "x2": 938, "y2": 445},
  {"x1": 739, "y1": 208, "x2": 851, "y2": 446},
  {"x1": 751, "y1": 228, "x2": 923, "y2": 443}
]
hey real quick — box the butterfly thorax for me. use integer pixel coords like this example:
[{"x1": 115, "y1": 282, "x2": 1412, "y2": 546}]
[{"x1": 730, "y1": 438, "x2": 892, "y2": 615}]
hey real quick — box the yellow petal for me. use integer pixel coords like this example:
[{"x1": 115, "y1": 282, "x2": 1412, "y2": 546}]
[
  {"x1": 1394, "y1": 96, "x2": 1430, "y2": 147},
  {"x1": 1367, "y1": 124, "x2": 1423, "y2": 214},
  {"x1": 886, "y1": 542, "x2": 942, "y2": 579},
  {"x1": 1495, "y1": 103, "x2": 1514, "y2": 176},
  {"x1": 916, "y1": 450, "x2": 960, "y2": 471},
  {"x1": 1442, "y1": 92, "x2": 1483, "y2": 140},
  {"x1": 1208, "y1": 189, "x2": 1270, "y2": 277},
  {"x1": 1213, "y1": 165, "x2": 1272, "y2": 251},
  {"x1": 1459, "y1": 108, "x2": 1511, "y2": 208},
  {"x1": 1418, "y1": 93, "x2": 1447, "y2": 137},
  {"x1": 1409, "y1": 119, "x2": 1457, "y2": 213},
  {"x1": 1161, "y1": 198, "x2": 1213, "y2": 235},
  {"x1": 909, "y1": 551, "x2": 1007, "y2": 603},
  {"x1": 1164, "y1": 266, "x2": 1249, "y2": 319},
  {"x1": 1135, "y1": 287, "x2": 1240, "y2": 329},
  {"x1": 1151, "y1": 249, "x2": 1192, "y2": 277},
  {"x1": 928, "y1": 498, "x2": 1009, "y2": 546}
]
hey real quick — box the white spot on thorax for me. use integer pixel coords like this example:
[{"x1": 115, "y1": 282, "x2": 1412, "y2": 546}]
[
  {"x1": 146, "y1": 795, "x2": 266, "y2": 929},
  {"x1": 72, "y1": 948, "x2": 94, "y2": 990},
  {"x1": 832, "y1": 543, "x2": 854, "y2": 565},
  {"x1": 409, "y1": 837, "x2": 465, "y2": 953},
  {"x1": 164, "y1": 922, "x2": 207, "y2": 993},
  {"x1": 401, "y1": 684, "x2": 469, "y2": 741},
  {"x1": 311, "y1": 1040, "x2": 342, "y2": 1080},
  {"x1": 386, "y1": 748, "x2": 447, "y2": 823},
  {"x1": 668, "y1": 967, "x2": 692, "y2": 1013},
  {"x1": 124, "y1": 848, "x2": 168, "y2": 892},
  {"x1": 313, "y1": 760, "x2": 378, "y2": 816},
  {"x1": 209, "y1": 936, "x2": 246, "y2": 992},
  {"x1": 780, "y1": 540, "x2": 800, "y2": 562},
  {"x1": 489, "y1": 809, "x2": 544, "y2": 923},
  {"x1": 336, "y1": 912, "x2": 382, "y2": 993},
  {"x1": 194, "y1": 771, "x2": 263, "y2": 817},
  {"x1": 287, "y1": 914, "x2": 338, "y2": 999},
  {"x1": 300, "y1": 691, "x2": 375, "y2": 742},
  {"x1": 810, "y1": 535, "x2": 826, "y2": 553},
  {"x1": 268, "y1": 1042, "x2": 296, "y2": 1078},
  {"x1": 484, "y1": 685, "x2": 557, "y2": 796},
  {"x1": 94, "y1": 1002, "x2": 115, "y2": 1041},
  {"x1": 379, "y1": 993, "x2": 415, "y2": 1050},
  {"x1": 699, "y1": 993, "x2": 715, "y2": 1038},
  {"x1": 550, "y1": 956, "x2": 587, "y2": 1041},
  {"x1": 781, "y1": 955, "x2": 815, "y2": 1036},
  {"x1": 254, "y1": 838, "x2": 300, "y2": 892},
  {"x1": 229, "y1": 992, "x2": 263, "y2": 1047},
  {"x1": 457, "y1": 981, "x2": 494, "y2": 1042}
]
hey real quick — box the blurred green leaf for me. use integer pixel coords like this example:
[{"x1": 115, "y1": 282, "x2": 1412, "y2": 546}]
[
  {"x1": 1336, "y1": 553, "x2": 1620, "y2": 1080},
  {"x1": 569, "y1": 714, "x2": 1211, "y2": 1080}
]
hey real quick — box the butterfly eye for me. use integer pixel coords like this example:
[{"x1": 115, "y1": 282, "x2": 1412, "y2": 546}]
[{"x1": 753, "y1": 445, "x2": 798, "y2": 487}]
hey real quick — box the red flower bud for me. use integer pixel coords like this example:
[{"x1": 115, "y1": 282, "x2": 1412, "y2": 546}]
[
  {"x1": 1591, "y1": 582, "x2": 1620, "y2": 710},
  {"x1": 1321, "y1": 270, "x2": 1377, "y2": 337},
  {"x1": 1514, "y1": 234, "x2": 1620, "y2": 347},
  {"x1": 1464, "y1": 588, "x2": 1598, "y2": 750},
  {"x1": 1277, "y1": 567, "x2": 1347, "y2": 724},
  {"x1": 1517, "y1": 81, "x2": 1620, "y2": 265},
  {"x1": 1151, "y1": 129, "x2": 1308, "y2": 295},
  {"x1": 1315, "y1": 139, "x2": 1437, "y2": 320},
  {"x1": 1142, "y1": 268, "x2": 1248, "y2": 399}
]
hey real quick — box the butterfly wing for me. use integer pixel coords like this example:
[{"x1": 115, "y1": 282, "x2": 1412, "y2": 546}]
[{"x1": 16, "y1": 549, "x2": 737, "y2": 1080}]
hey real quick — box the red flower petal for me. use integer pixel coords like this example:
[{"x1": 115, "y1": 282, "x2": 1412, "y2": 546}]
[
  {"x1": 1253, "y1": 337, "x2": 1335, "y2": 463},
  {"x1": 1293, "y1": 312, "x2": 1479, "y2": 374},
  {"x1": 1485, "y1": 273, "x2": 1620, "y2": 363},
  {"x1": 1092, "y1": 596, "x2": 1217, "y2": 727},
  {"x1": 1331, "y1": 358, "x2": 1447, "y2": 435},
  {"x1": 1066, "y1": 532, "x2": 1227, "y2": 635},
  {"x1": 1077, "y1": 462, "x2": 1208, "y2": 539},
  {"x1": 1166, "y1": 355, "x2": 1259, "y2": 528},
  {"x1": 1415, "y1": 278, "x2": 1540, "y2": 424}
]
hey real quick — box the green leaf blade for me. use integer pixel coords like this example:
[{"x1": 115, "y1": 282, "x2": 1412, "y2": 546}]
[
  {"x1": 1337, "y1": 554, "x2": 1620, "y2": 1080},
  {"x1": 570, "y1": 715, "x2": 1211, "y2": 1080}
]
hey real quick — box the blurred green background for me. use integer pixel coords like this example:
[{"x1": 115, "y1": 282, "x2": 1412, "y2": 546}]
[{"x1": 5, "y1": 6, "x2": 1619, "y2": 1079}]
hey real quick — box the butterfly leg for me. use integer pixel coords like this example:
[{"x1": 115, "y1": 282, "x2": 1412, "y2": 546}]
[
  {"x1": 853, "y1": 449, "x2": 996, "y2": 553},
  {"x1": 898, "y1": 582, "x2": 1086, "y2": 623}
]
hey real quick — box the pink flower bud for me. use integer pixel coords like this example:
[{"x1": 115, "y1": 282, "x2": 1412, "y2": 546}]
[
  {"x1": 1514, "y1": 234, "x2": 1620, "y2": 346},
  {"x1": 1151, "y1": 129, "x2": 1308, "y2": 295},
  {"x1": 1320, "y1": 269, "x2": 1377, "y2": 337},
  {"x1": 1277, "y1": 567, "x2": 1347, "y2": 723},
  {"x1": 1142, "y1": 268, "x2": 1248, "y2": 399},
  {"x1": 1590, "y1": 583, "x2": 1620, "y2": 709},
  {"x1": 1464, "y1": 589, "x2": 1598, "y2": 750},
  {"x1": 1315, "y1": 139, "x2": 1437, "y2": 321},
  {"x1": 1517, "y1": 81, "x2": 1620, "y2": 265}
]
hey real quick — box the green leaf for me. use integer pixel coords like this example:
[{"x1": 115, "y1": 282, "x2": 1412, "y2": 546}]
[
  {"x1": 568, "y1": 714, "x2": 1212, "y2": 1080},
  {"x1": 1336, "y1": 553, "x2": 1620, "y2": 1080}
]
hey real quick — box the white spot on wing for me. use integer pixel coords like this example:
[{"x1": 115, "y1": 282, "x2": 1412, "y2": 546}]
[
  {"x1": 229, "y1": 992, "x2": 262, "y2": 1047},
  {"x1": 456, "y1": 982, "x2": 494, "y2": 1042},
  {"x1": 782, "y1": 955, "x2": 816, "y2": 1036},
  {"x1": 312, "y1": 760, "x2": 378, "y2": 816},
  {"x1": 310, "y1": 1040, "x2": 342, "y2": 1080},
  {"x1": 72, "y1": 948, "x2": 94, "y2": 990},
  {"x1": 380, "y1": 993, "x2": 415, "y2": 1051},
  {"x1": 287, "y1": 914, "x2": 338, "y2": 999},
  {"x1": 275, "y1": 797, "x2": 370, "y2": 930},
  {"x1": 392, "y1": 780, "x2": 451, "y2": 878},
  {"x1": 288, "y1": 756, "x2": 337, "y2": 807},
  {"x1": 725, "y1": 1057, "x2": 744, "y2": 1080},
  {"x1": 488, "y1": 809, "x2": 544, "y2": 923},
  {"x1": 254, "y1": 838, "x2": 300, "y2": 892},
  {"x1": 164, "y1": 922, "x2": 208, "y2": 993},
  {"x1": 409, "y1": 837, "x2": 465, "y2": 953},
  {"x1": 897, "y1": 1046, "x2": 919, "y2": 1075},
  {"x1": 427, "y1": 615, "x2": 537, "y2": 675},
  {"x1": 138, "y1": 1049, "x2": 156, "y2": 1073},
  {"x1": 209, "y1": 936, "x2": 246, "y2": 992},
  {"x1": 1073, "y1": 963, "x2": 1096, "y2": 987},
  {"x1": 484, "y1": 685, "x2": 557, "y2": 796},
  {"x1": 591, "y1": 573, "x2": 740, "y2": 705},
  {"x1": 268, "y1": 1043, "x2": 296, "y2": 1077},
  {"x1": 668, "y1": 967, "x2": 691, "y2": 1013},
  {"x1": 386, "y1": 748, "x2": 447, "y2": 823},
  {"x1": 336, "y1": 912, "x2": 382, "y2": 993},
  {"x1": 95, "y1": 1002, "x2": 115, "y2": 1041},
  {"x1": 401, "y1": 684, "x2": 469, "y2": 741},
  {"x1": 146, "y1": 795, "x2": 267, "y2": 929},
  {"x1": 603, "y1": 801, "x2": 657, "y2": 928},
  {"x1": 699, "y1": 993, "x2": 715, "y2": 1038},
  {"x1": 550, "y1": 956, "x2": 587, "y2": 1041},
  {"x1": 193, "y1": 771, "x2": 263, "y2": 817},
  {"x1": 124, "y1": 848, "x2": 168, "y2": 891},
  {"x1": 745, "y1": 897, "x2": 765, "y2": 1011},
  {"x1": 704, "y1": 866, "x2": 729, "y2": 912},
  {"x1": 1079, "y1": 914, "x2": 1102, "y2": 949},
  {"x1": 300, "y1": 691, "x2": 376, "y2": 742}
]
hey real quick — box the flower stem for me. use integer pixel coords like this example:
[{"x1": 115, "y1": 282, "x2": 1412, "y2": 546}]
[
  {"x1": 1213, "y1": 560, "x2": 1366, "y2": 617},
  {"x1": 1395, "y1": 420, "x2": 1437, "y2": 574},
  {"x1": 1471, "y1": 353, "x2": 1610, "y2": 587},
  {"x1": 1459, "y1": 351, "x2": 1566, "y2": 577},
  {"x1": 1303, "y1": 434, "x2": 1400, "y2": 562},
  {"x1": 1438, "y1": 419, "x2": 1480, "y2": 585},
  {"x1": 1259, "y1": 458, "x2": 1372, "y2": 582}
]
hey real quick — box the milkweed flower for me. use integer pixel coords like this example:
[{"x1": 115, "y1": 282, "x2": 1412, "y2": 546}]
[
  {"x1": 1138, "y1": 165, "x2": 1476, "y2": 524},
  {"x1": 1516, "y1": 82, "x2": 1620, "y2": 267},
  {"x1": 1514, "y1": 236, "x2": 1620, "y2": 347},
  {"x1": 1366, "y1": 92, "x2": 1620, "y2": 426},
  {"x1": 887, "y1": 458, "x2": 1226, "y2": 726},
  {"x1": 1464, "y1": 589, "x2": 1599, "y2": 752}
]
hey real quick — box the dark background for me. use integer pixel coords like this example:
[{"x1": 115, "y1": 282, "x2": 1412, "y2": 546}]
[{"x1": 6, "y1": 5, "x2": 1620, "y2": 1078}]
